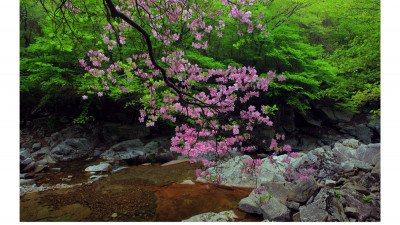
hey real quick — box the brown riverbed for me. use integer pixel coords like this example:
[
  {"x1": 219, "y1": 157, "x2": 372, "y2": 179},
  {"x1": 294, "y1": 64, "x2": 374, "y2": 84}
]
[{"x1": 20, "y1": 160, "x2": 262, "y2": 222}]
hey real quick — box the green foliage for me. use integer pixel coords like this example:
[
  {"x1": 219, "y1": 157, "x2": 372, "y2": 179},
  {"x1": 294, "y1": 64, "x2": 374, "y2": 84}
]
[{"x1": 362, "y1": 196, "x2": 372, "y2": 203}]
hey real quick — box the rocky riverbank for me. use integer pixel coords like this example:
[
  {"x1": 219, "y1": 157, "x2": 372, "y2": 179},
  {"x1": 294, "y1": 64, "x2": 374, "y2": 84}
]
[{"x1": 19, "y1": 116, "x2": 380, "y2": 222}]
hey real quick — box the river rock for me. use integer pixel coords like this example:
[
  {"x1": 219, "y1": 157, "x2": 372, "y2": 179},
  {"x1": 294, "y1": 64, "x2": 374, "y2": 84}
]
[
  {"x1": 37, "y1": 155, "x2": 57, "y2": 165},
  {"x1": 238, "y1": 190, "x2": 290, "y2": 221},
  {"x1": 299, "y1": 188, "x2": 348, "y2": 222},
  {"x1": 32, "y1": 142, "x2": 42, "y2": 151},
  {"x1": 100, "y1": 139, "x2": 144, "y2": 161},
  {"x1": 21, "y1": 161, "x2": 36, "y2": 173},
  {"x1": 20, "y1": 179, "x2": 35, "y2": 186},
  {"x1": 182, "y1": 210, "x2": 238, "y2": 222},
  {"x1": 85, "y1": 163, "x2": 112, "y2": 172},
  {"x1": 50, "y1": 138, "x2": 93, "y2": 162},
  {"x1": 31, "y1": 147, "x2": 50, "y2": 160}
]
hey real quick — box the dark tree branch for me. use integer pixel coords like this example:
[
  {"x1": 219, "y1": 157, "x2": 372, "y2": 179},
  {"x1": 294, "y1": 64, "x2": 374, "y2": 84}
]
[{"x1": 103, "y1": 0, "x2": 218, "y2": 110}]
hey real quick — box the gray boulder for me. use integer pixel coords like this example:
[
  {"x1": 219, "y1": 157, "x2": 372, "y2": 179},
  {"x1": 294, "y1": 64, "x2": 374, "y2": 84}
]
[
  {"x1": 238, "y1": 190, "x2": 290, "y2": 221},
  {"x1": 299, "y1": 188, "x2": 348, "y2": 222},
  {"x1": 48, "y1": 124, "x2": 100, "y2": 148},
  {"x1": 20, "y1": 150, "x2": 33, "y2": 169},
  {"x1": 338, "y1": 124, "x2": 373, "y2": 144},
  {"x1": 50, "y1": 138, "x2": 93, "y2": 161},
  {"x1": 356, "y1": 143, "x2": 380, "y2": 166},
  {"x1": 85, "y1": 163, "x2": 112, "y2": 172},
  {"x1": 31, "y1": 147, "x2": 50, "y2": 160},
  {"x1": 196, "y1": 155, "x2": 286, "y2": 188},
  {"x1": 100, "y1": 139, "x2": 173, "y2": 164},
  {"x1": 100, "y1": 139, "x2": 144, "y2": 161},
  {"x1": 287, "y1": 177, "x2": 320, "y2": 203}
]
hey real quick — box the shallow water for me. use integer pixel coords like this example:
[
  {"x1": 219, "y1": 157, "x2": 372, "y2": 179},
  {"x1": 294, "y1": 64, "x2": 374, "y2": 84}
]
[{"x1": 20, "y1": 161, "x2": 261, "y2": 222}]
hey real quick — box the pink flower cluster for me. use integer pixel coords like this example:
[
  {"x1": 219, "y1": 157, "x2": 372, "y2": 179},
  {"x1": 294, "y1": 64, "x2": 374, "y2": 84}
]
[{"x1": 240, "y1": 159, "x2": 263, "y2": 174}]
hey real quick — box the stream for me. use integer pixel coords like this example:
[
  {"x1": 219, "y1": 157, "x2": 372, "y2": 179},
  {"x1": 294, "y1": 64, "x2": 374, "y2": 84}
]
[{"x1": 20, "y1": 159, "x2": 261, "y2": 222}]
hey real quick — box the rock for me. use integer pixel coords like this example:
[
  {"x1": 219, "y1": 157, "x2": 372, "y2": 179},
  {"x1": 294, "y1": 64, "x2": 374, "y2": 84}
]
[
  {"x1": 20, "y1": 179, "x2": 35, "y2": 186},
  {"x1": 331, "y1": 143, "x2": 357, "y2": 164},
  {"x1": 342, "y1": 183, "x2": 369, "y2": 196},
  {"x1": 260, "y1": 182, "x2": 294, "y2": 204},
  {"x1": 325, "y1": 179, "x2": 336, "y2": 187},
  {"x1": 287, "y1": 177, "x2": 320, "y2": 203},
  {"x1": 197, "y1": 155, "x2": 286, "y2": 188},
  {"x1": 340, "y1": 161, "x2": 354, "y2": 172},
  {"x1": 20, "y1": 158, "x2": 33, "y2": 169},
  {"x1": 338, "y1": 124, "x2": 373, "y2": 144},
  {"x1": 37, "y1": 155, "x2": 56, "y2": 165},
  {"x1": 320, "y1": 108, "x2": 353, "y2": 123},
  {"x1": 299, "y1": 188, "x2": 348, "y2": 222},
  {"x1": 161, "y1": 159, "x2": 190, "y2": 166},
  {"x1": 155, "y1": 152, "x2": 174, "y2": 163},
  {"x1": 32, "y1": 142, "x2": 42, "y2": 151},
  {"x1": 182, "y1": 210, "x2": 238, "y2": 222},
  {"x1": 238, "y1": 190, "x2": 290, "y2": 221},
  {"x1": 367, "y1": 119, "x2": 380, "y2": 136},
  {"x1": 21, "y1": 161, "x2": 36, "y2": 173},
  {"x1": 356, "y1": 143, "x2": 380, "y2": 166},
  {"x1": 31, "y1": 147, "x2": 50, "y2": 160},
  {"x1": 100, "y1": 139, "x2": 144, "y2": 161},
  {"x1": 287, "y1": 201, "x2": 300, "y2": 210},
  {"x1": 85, "y1": 163, "x2": 111, "y2": 172},
  {"x1": 88, "y1": 175, "x2": 109, "y2": 183},
  {"x1": 292, "y1": 146, "x2": 344, "y2": 183},
  {"x1": 292, "y1": 212, "x2": 301, "y2": 222},
  {"x1": 341, "y1": 189, "x2": 374, "y2": 221},
  {"x1": 20, "y1": 149, "x2": 31, "y2": 160},
  {"x1": 344, "y1": 206, "x2": 359, "y2": 218},
  {"x1": 342, "y1": 139, "x2": 360, "y2": 149},
  {"x1": 180, "y1": 180, "x2": 195, "y2": 185},
  {"x1": 33, "y1": 164, "x2": 48, "y2": 173},
  {"x1": 50, "y1": 138, "x2": 93, "y2": 162},
  {"x1": 93, "y1": 149, "x2": 103, "y2": 157},
  {"x1": 48, "y1": 124, "x2": 100, "y2": 148},
  {"x1": 371, "y1": 162, "x2": 380, "y2": 179}
]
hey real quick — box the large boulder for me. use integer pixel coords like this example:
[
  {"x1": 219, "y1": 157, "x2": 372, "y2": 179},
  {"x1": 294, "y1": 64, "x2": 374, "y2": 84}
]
[
  {"x1": 100, "y1": 139, "x2": 173, "y2": 164},
  {"x1": 47, "y1": 124, "x2": 100, "y2": 148},
  {"x1": 299, "y1": 188, "x2": 348, "y2": 222},
  {"x1": 196, "y1": 155, "x2": 286, "y2": 188},
  {"x1": 50, "y1": 138, "x2": 93, "y2": 161},
  {"x1": 338, "y1": 123, "x2": 373, "y2": 144},
  {"x1": 291, "y1": 146, "x2": 343, "y2": 183},
  {"x1": 356, "y1": 143, "x2": 380, "y2": 166},
  {"x1": 287, "y1": 177, "x2": 320, "y2": 203},
  {"x1": 238, "y1": 190, "x2": 290, "y2": 221}
]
